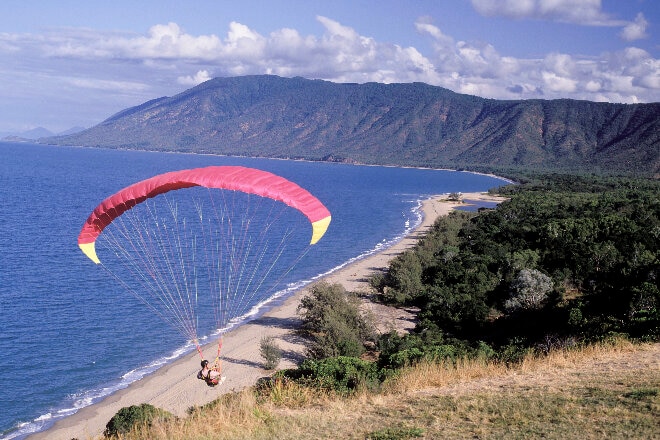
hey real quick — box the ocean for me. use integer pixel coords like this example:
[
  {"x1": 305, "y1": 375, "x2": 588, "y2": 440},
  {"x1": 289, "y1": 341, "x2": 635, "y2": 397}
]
[{"x1": 0, "y1": 141, "x2": 508, "y2": 439}]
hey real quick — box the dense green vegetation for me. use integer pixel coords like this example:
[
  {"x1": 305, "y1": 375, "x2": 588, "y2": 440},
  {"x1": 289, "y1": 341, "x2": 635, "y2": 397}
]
[
  {"x1": 371, "y1": 174, "x2": 659, "y2": 367},
  {"x1": 279, "y1": 174, "x2": 659, "y2": 390},
  {"x1": 45, "y1": 75, "x2": 660, "y2": 176}
]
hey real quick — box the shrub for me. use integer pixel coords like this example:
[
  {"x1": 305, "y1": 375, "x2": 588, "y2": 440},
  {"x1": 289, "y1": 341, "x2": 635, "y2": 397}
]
[
  {"x1": 505, "y1": 269, "x2": 554, "y2": 313},
  {"x1": 280, "y1": 356, "x2": 381, "y2": 394},
  {"x1": 384, "y1": 252, "x2": 423, "y2": 304},
  {"x1": 496, "y1": 338, "x2": 530, "y2": 366},
  {"x1": 298, "y1": 282, "x2": 376, "y2": 359},
  {"x1": 377, "y1": 331, "x2": 480, "y2": 370},
  {"x1": 447, "y1": 192, "x2": 463, "y2": 202},
  {"x1": 260, "y1": 335, "x2": 283, "y2": 370},
  {"x1": 104, "y1": 403, "x2": 171, "y2": 438},
  {"x1": 475, "y1": 340, "x2": 496, "y2": 360},
  {"x1": 568, "y1": 307, "x2": 585, "y2": 328}
]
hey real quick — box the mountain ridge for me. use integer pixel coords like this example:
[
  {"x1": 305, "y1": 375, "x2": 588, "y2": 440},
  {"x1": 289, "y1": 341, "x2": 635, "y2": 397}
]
[{"x1": 43, "y1": 75, "x2": 659, "y2": 175}]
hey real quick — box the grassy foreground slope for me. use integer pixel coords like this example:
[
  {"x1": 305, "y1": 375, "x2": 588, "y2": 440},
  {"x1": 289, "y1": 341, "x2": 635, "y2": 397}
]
[{"x1": 109, "y1": 340, "x2": 659, "y2": 439}]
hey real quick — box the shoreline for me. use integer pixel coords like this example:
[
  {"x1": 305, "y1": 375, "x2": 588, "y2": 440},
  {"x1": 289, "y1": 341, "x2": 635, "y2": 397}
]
[
  {"x1": 17, "y1": 140, "x2": 516, "y2": 186},
  {"x1": 27, "y1": 191, "x2": 506, "y2": 440}
]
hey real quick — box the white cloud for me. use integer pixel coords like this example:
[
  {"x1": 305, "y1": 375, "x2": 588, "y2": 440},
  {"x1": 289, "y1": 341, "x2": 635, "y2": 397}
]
[
  {"x1": 64, "y1": 77, "x2": 150, "y2": 92},
  {"x1": 0, "y1": 33, "x2": 21, "y2": 53},
  {"x1": 122, "y1": 23, "x2": 224, "y2": 59},
  {"x1": 316, "y1": 15, "x2": 360, "y2": 41},
  {"x1": 542, "y1": 71, "x2": 578, "y2": 92},
  {"x1": 470, "y1": 0, "x2": 622, "y2": 25},
  {"x1": 620, "y1": 13, "x2": 648, "y2": 41},
  {"x1": 415, "y1": 20, "x2": 521, "y2": 83},
  {"x1": 470, "y1": 1, "x2": 652, "y2": 47},
  {"x1": 415, "y1": 17, "x2": 659, "y2": 103},
  {"x1": 585, "y1": 80, "x2": 601, "y2": 92},
  {"x1": 177, "y1": 70, "x2": 212, "y2": 86},
  {"x1": 543, "y1": 52, "x2": 575, "y2": 77},
  {"x1": 414, "y1": 19, "x2": 454, "y2": 47}
]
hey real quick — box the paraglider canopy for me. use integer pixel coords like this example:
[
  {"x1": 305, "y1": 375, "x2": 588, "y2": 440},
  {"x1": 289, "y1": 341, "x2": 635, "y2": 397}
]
[
  {"x1": 77, "y1": 165, "x2": 331, "y2": 362},
  {"x1": 78, "y1": 166, "x2": 332, "y2": 264}
]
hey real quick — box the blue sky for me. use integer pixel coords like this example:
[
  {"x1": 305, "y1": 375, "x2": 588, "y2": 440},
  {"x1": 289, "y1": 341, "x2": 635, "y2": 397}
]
[{"x1": 1, "y1": 0, "x2": 657, "y2": 133}]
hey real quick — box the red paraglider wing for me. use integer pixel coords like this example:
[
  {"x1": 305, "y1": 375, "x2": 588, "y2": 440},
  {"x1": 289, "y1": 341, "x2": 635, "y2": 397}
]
[{"x1": 78, "y1": 166, "x2": 331, "y2": 263}]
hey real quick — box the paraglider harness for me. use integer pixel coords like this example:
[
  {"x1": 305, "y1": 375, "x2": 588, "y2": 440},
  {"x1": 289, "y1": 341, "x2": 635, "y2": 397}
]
[
  {"x1": 197, "y1": 339, "x2": 223, "y2": 386},
  {"x1": 195, "y1": 337, "x2": 227, "y2": 387},
  {"x1": 197, "y1": 368, "x2": 217, "y2": 386},
  {"x1": 198, "y1": 358, "x2": 222, "y2": 386}
]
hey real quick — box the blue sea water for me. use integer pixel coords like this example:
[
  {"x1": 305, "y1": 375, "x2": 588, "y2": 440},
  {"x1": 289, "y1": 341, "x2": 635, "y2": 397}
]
[{"x1": 0, "y1": 141, "x2": 508, "y2": 439}]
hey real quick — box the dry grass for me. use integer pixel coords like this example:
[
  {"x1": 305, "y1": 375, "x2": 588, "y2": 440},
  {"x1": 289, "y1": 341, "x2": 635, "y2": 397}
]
[
  {"x1": 115, "y1": 339, "x2": 660, "y2": 440},
  {"x1": 381, "y1": 357, "x2": 509, "y2": 395}
]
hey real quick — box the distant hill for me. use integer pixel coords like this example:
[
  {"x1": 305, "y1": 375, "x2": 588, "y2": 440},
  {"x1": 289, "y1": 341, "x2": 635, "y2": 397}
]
[
  {"x1": 3, "y1": 126, "x2": 85, "y2": 141},
  {"x1": 43, "y1": 75, "x2": 659, "y2": 176},
  {"x1": 3, "y1": 127, "x2": 54, "y2": 140},
  {"x1": 22, "y1": 127, "x2": 54, "y2": 138}
]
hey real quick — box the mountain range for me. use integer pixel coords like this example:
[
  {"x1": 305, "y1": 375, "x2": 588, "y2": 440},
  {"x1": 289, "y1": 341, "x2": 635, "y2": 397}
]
[{"x1": 43, "y1": 75, "x2": 659, "y2": 176}]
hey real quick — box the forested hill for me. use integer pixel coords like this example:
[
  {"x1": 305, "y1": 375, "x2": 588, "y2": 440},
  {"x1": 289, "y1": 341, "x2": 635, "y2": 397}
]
[{"x1": 44, "y1": 75, "x2": 659, "y2": 176}]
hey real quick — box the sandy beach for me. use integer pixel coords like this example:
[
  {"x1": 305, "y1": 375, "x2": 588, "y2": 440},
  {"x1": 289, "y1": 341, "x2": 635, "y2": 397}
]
[{"x1": 28, "y1": 192, "x2": 505, "y2": 440}]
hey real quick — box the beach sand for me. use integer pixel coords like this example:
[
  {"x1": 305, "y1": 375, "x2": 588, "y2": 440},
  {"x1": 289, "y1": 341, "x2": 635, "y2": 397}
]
[{"x1": 28, "y1": 192, "x2": 505, "y2": 440}]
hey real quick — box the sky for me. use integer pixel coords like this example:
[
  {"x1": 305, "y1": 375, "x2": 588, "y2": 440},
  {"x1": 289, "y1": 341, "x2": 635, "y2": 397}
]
[{"x1": 0, "y1": 0, "x2": 658, "y2": 133}]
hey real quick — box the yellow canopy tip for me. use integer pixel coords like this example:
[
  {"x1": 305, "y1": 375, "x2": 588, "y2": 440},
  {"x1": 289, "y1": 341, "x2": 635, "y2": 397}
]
[
  {"x1": 79, "y1": 242, "x2": 101, "y2": 264},
  {"x1": 310, "y1": 216, "x2": 331, "y2": 245}
]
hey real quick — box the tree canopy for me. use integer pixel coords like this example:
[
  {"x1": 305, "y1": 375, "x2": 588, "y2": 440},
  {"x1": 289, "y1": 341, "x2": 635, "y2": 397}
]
[{"x1": 373, "y1": 174, "x2": 659, "y2": 365}]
